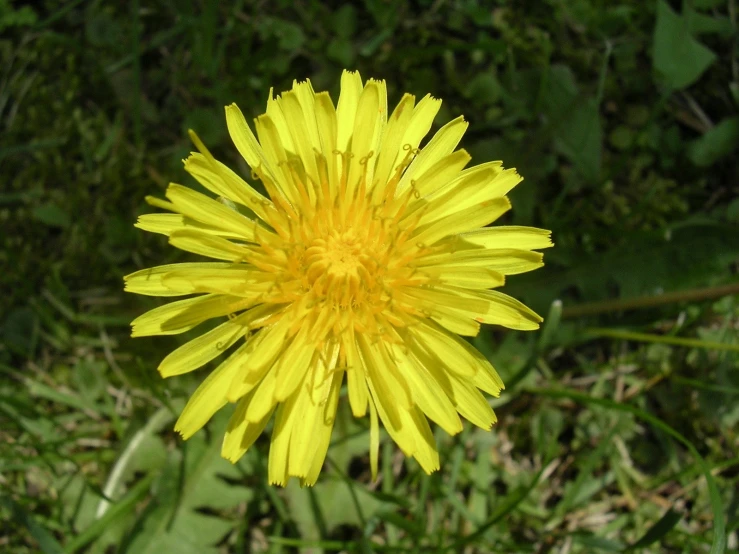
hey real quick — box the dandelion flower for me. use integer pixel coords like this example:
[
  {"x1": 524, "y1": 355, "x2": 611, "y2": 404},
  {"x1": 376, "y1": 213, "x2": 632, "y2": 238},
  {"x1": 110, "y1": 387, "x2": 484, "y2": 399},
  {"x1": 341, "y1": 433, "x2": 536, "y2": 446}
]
[{"x1": 125, "y1": 70, "x2": 552, "y2": 486}]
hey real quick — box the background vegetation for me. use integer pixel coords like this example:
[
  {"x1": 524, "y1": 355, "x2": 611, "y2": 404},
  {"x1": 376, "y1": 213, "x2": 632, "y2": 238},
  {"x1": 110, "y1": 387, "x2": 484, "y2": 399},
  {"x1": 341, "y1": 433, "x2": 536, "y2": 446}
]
[{"x1": 1, "y1": 0, "x2": 738, "y2": 552}]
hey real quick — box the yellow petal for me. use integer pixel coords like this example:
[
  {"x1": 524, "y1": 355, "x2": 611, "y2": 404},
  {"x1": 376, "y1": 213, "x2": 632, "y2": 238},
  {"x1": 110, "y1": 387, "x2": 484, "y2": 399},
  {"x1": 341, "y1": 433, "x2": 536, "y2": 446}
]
[
  {"x1": 414, "y1": 321, "x2": 503, "y2": 396},
  {"x1": 401, "y1": 94, "x2": 442, "y2": 154},
  {"x1": 388, "y1": 343, "x2": 462, "y2": 435},
  {"x1": 157, "y1": 306, "x2": 277, "y2": 377},
  {"x1": 411, "y1": 197, "x2": 511, "y2": 247},
  {"x1": 415, "y1": 168, "x2": 506, "y2": 228},
  {"x1": 165, "y1": 184, "x2": 257, "y2": 241},
  {"x1": 314, "y1": 91, "x2": 339, "y2": 196},
  {"x1": 244, "y1": 367, "x2": 279, "y2": 424},
  {"x1": 159, "y1": 320, "x2": 246, "y2": 377},
  {"x1": 134, "y1": 213, "x2": 184, "y2": 236},
  {"x1": 135, "y1": 213, "x2": 245, "y2": 240},
  {"x1": 418, "y1": 247, "x2": 542, "y2": 276},
  {"x1": 372, "y1": 93, "x2": 415, "y2": 201},
  {"x1": 253, "y1": 114, "x2": 299, "y2": 205},
  {"x1": 423, "y1": 165, "x2": 519, "y2": 225},
  {"x1": 292, "y1": 79, "x2": 322, "y2": 152},
  {"x1": 130, "y1": 294, "x2": 250, "y2": 337},
  {"x1": 290, "y1": 355, "x2": 342, "y2": 482},
  {"x1": 273, "y1": 327, "x2": 316, "y2": 401},
  {"x1": 144, "y1": 195, "x2": 176, "y2": 212},
  {"x1": 446, "y1": 373, "x2": 497, "y2": 429},
  {"x1": 160, "y1": 266, "x2": 271, "y2": 296},
  {"x1": 472, "y1": 361, "x2": 505, "y2": 397},
  {"x1": 343, "y1": 330, "x2": 368, "y2": 417},
  {"x1": 368, "y1": 377, "x2": 440, "y2": 474},
  {"x1": 168, "y1": 229, "x2": 251, "y2": 262},
  {"x1": 407, "y1": 321, "x2": 478, "y2": 377},
  {"x1": 221, "y1": 390, "x2": 276, "y2": 463},
  {"x1": 478, "y1": 249, "x2": 544, "y2": 275},
  {"x1": 455, "y1": 167, "x2": 522, "y2": 212},
  {"x1": 399, "y1": 115, "x2": 467, "y2": 190},
  {"x1": 358, "y1": 334, "x2": 412, "y2": 414},
  {"x1": 302, "y1": 372, "x2": 342, "y2": 486},
  {"x1": 431, "y1": 310, "x2": 481, "y2": 337},
  {"x1": 412, "y1": 149, "x2": 471, "y2": 198},
  {"x1": 184, "y1": 150, "x2": 270, "y2": 221},
  {"x1": 347, "y1": 81, "x2": 380, "y2": 197},
  {"x1": 471, "y1": 289, "x2": 543, "y2": 330},
  {"x1": 369, "y1": 398, "x2": 379, "y2": 482},
  {"x1": 403, "y1": 334, "x2": 497, "y2": 428},
  {"x1": 268, "y1": 391, "x2": 301, "y2": 486},
  {"x1": 486, "y1": 165, "x2": 524, "y2": 197},
  {"x1": 124, "y1": 263, "x2": 231, "y2": 297},
  {"x1": 227, "y1": 317, "x2": 292, "y2": 402},
  {"x1": 398, "y1": 287, "x2": 487, "y2": 344},
  {"x1": 393, "y1": 288, "x2": 482, "y2": 335},
  {"x1": 336, "y1": 69, "x2": 363, "y2": 153},
  {"x1": 405, "y1": 408, "x2": 440, "y2": 473},
  {"x1": 280, "y1": 91, "x2": 319, "y2": 192},
  {"x1": 459, "y1": 226, "x2": 553, "y2": 250},
  {"x1": 266, "y1": 90, "x2": 295, "y2": 151},
  {"x1": 174, "y1": 345, "x2": 247, "y2": 439},
  {"x1": 224, "y1": 103, "x2": 278, "y2": 182},
  {"x1": 421, "y1": 265, "x2": 505, "y2": 289}
]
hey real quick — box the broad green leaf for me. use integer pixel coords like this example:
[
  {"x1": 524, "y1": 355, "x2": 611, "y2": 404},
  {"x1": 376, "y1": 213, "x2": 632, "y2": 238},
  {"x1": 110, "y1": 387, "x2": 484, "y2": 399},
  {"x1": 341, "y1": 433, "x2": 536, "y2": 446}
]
[
  {"x1": 1, "y1": 307, "x2": 37, "y2": 357},
  {"x1": 32, "y1": 202, "x2": 71, "y2": 228},
  {"x1": 688, "y1": 117, "x2": 739, "y2": 167},
  {"x1": 466, "y1": 72, "x2": 502, "y2": 106},
  {"x1": 121, "y1": 416, "x2": 254, "y2": 554},
  {"x1": 542, "y1": 67, "x2": 602, "y2": 182},
  {"x1": 730, "y1": 82, "x2": 739, "y2": 107},
  {"x1": 508, "y1": 222, "x2": 739, "y2": 314},
  {"x1": 686, "y1": 12, "x2": 734, "y2": 38},
  {"x1": 727, "y1": 198, "x2": 739, "y2": 223},
  {"x1": 553, "y1": 96, "x2": 602, "y2": 182},
  {"x1": 270, "y1": 19, "x2": 304, "y2": 51},
  {"x1": 543, "y1": 65, "x2": 579, "y2": 112},
  {"x1": 652, "y1": 0, "x2": 716, "y2": 90},
  {"x1": 287, "y1": 478, "x2": 394, "y2": 533},
  {"x1": 691, "y1": 0, "x2": 727, "y2": 9},
  {"x1": 0, "y1": 3, "x2": 38, "y2": 31},
  {"x1": 332, "y1": 4, "x2": 356, "y2": 39},
  {"x1": 326, "y1": 37, "x2": 354, "y2": 67},
  {"x1": 609, "y1": 125, "x2": 635, "y2": 150}
]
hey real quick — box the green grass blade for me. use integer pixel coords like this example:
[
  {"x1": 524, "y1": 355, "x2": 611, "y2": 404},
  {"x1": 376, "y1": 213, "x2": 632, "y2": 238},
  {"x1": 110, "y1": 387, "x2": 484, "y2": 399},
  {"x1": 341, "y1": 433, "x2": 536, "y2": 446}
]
[
  {"x1": 450, "y1": 467, "x2": 545, "y2": 549},
  {"x1": 528, "y1": 387, "x2": 726, "y2": 554},
  {"x1": 625, "y1": 508, "x2": 683, "y2": 551},
  {"x1": 63, "y1": 473, "x2": 155, "y2": 553},
  {"x1": 670, "y1": 376, "x2": 739, "y2": 395},
  {"x1": 585, "y1": 328, "x2": 739, "y2": 352},
  {"x1": 0, "y1": 496, "x2": 65, "y2": 554}
]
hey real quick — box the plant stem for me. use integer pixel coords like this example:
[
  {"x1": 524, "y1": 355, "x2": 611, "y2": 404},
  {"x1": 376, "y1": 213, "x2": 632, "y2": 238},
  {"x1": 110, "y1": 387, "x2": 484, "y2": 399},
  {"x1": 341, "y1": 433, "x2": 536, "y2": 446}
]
[{"x1": 561, "y1": 282, "x2": 739, "y2": 318}]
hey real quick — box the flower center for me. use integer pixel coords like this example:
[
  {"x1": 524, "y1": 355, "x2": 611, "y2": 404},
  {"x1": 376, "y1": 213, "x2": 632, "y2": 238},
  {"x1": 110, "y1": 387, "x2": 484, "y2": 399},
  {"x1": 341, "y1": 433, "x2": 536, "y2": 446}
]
[{"x1": 304, "y1": 229, "x2": 376, "y2": 308}]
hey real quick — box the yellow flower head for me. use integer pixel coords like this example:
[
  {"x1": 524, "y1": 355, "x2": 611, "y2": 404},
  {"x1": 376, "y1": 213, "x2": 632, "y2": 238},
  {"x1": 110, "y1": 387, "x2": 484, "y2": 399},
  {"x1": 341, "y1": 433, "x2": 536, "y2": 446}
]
[{"x1": 125, "y1": 70, "x2": 552, "y2": 486}]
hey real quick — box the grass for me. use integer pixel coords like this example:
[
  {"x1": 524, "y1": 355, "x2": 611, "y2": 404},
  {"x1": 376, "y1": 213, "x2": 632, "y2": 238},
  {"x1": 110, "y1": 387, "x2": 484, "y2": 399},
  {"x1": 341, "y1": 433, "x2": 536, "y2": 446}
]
[{"x1": 1, "y1": 0, "x2": 738, "y2": 552}]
